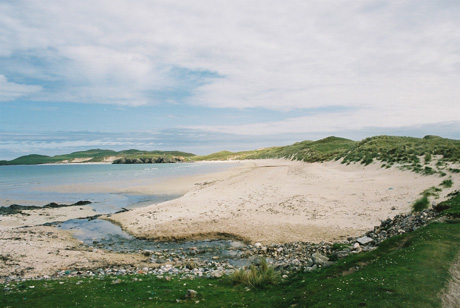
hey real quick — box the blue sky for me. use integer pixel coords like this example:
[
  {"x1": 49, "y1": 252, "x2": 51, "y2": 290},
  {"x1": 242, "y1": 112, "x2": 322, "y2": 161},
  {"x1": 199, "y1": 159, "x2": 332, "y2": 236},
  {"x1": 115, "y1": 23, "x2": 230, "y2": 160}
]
[{"x1": 1, "y1": 1, "x2": 460, "y2": 160}]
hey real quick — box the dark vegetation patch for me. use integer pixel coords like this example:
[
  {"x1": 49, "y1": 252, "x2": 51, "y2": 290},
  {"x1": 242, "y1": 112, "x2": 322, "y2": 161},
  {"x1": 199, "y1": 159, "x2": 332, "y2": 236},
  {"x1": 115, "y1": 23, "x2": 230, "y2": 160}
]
[
  {"x1": 0, "y1": 201, "x2": 92, "y2": 215},
  {"x1": 436, "y1": 191, "x2": 460, "y2": 217}
]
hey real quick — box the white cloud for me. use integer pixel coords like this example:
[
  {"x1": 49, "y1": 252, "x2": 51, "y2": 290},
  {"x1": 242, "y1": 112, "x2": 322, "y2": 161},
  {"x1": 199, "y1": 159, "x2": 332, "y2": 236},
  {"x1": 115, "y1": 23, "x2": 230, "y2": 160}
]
[
  {"x1": 188, "y1": 105, "x2": 460, "y2": 137},
  {"x1": 0, "y1": 0, "x2": 459, "y2": 127},
  {"x1": 0, "y1": 75, "x2": 42, "y2": 102}
]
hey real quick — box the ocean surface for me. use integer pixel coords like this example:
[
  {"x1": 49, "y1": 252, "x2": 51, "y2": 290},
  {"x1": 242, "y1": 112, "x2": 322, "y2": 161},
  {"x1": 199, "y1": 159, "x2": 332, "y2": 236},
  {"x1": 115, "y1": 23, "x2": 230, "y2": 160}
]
[
  {"x1": 1, "y1": 162, "x2": 248, "y2": 262},
  {"x1": 0, "y1": 162, "x2": 235, "y2": 213}
]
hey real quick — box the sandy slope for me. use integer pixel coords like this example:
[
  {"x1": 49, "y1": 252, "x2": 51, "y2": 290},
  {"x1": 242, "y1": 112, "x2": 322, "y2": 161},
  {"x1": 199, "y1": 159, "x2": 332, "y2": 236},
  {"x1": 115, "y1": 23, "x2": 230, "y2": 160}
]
[{"x1": 108, "y1": 159, "x2": 460, "y2": 244}]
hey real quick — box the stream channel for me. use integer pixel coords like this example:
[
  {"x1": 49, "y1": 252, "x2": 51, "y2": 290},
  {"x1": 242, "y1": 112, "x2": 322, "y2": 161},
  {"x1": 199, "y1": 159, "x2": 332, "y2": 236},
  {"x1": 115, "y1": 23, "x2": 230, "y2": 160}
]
[{"x1": 57, "y1": 203, "x2": 250, "y2": 267}]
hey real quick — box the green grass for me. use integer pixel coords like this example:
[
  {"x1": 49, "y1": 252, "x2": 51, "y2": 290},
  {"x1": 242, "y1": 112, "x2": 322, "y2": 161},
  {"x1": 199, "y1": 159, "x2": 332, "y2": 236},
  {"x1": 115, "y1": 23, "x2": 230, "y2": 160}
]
[
  {"x1": 441, "y1": 179, "x2": 453, "y2": 188},
  {"x1": 3, "y1": 222, "x2": 460, "y2": 308},
  {"x1": 437, "y1": 191, "x2": 460, "y2": 217}
]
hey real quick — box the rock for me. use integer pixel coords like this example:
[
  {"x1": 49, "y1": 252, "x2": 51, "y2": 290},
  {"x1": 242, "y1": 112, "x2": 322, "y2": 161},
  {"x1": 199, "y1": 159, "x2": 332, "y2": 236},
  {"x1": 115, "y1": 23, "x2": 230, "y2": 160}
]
[
  {"x1": 337, "y1": 251, "x2": 350, "y2": 258},
  {"x1": 305, "y1": 265, "x2": 317, "y2": 272},
  {"x1": 185, "y1": 289, "x2": 198, "y2": 299},
  {"x1": 353, "y1": 243, "x2": 360, "y2": 250},
  {"x1": 212, "y1": 271, "x2": 223, "y2": 278},
  {"x1": 356, "y1": 236, "x2": 373, "y2": 245},
  {"x1": 305, "y1": 258, "x2": 314, "y2": 267},
  {"x1": 311, "y1": 253, "x2": 329, "y2": 265}
]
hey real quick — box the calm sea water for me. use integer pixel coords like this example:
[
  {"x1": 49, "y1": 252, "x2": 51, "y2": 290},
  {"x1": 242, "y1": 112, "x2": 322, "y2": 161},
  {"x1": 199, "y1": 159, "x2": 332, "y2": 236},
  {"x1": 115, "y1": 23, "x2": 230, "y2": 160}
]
[{"x1": 0, "y1": 162, "x2": 235, "y2": 213}]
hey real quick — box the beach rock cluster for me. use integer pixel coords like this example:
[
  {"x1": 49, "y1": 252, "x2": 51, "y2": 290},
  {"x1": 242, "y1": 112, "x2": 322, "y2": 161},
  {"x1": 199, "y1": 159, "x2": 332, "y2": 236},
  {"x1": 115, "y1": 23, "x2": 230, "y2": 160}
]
[
  {"x1": 0, "y1": 201, "x2": 92, "y2": 215},
  {"x1": 112, "y1": 157, "x2": 185, "y2": 164},
  {"x1": 360, "y1": 209, "x2": 437, "y2": 245}
]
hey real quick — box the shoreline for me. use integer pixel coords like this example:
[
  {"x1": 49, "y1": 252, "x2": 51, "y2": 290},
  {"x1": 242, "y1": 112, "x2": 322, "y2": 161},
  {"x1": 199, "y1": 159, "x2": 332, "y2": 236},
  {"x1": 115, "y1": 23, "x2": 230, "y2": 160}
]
[{"x1": 1, "y1": 158, "x2": 459, "y2": 280}]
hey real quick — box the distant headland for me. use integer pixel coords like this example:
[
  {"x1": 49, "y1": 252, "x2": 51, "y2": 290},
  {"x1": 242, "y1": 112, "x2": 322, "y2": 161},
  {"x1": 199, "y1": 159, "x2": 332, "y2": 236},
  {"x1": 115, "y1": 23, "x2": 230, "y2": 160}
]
[{"x1": 1, "y1": 135, "x2": 459, "y2": 172}]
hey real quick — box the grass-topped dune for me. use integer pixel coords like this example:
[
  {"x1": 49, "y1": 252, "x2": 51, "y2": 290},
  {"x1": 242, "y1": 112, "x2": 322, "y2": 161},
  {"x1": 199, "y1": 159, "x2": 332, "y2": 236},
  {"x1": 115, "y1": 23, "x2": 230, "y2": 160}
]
[{"x1": 193, "y1": 135, "x2": 460, "y2": 174}]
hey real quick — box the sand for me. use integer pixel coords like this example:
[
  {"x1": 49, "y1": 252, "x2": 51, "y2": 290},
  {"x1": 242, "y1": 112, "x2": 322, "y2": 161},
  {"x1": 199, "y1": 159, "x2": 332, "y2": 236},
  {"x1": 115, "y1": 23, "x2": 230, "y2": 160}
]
[
  {"x1": 0, "y1": 226, "x2": 150, "y2": 280},
  {"x1": 107, "y1": 159, "x2": 460, "y2": 244},
  {"x1": 0, "y1": 205, "x2": 151, "y2": 280},
  {"x1": 1, "y1": 159, "x2": 459, "y2": 279}
]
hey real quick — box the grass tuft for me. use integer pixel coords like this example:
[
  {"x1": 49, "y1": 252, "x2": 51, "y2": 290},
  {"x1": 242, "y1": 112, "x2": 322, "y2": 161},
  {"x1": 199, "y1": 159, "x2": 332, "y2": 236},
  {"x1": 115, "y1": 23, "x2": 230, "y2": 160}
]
[
  {"x1": 441, "y1": 179, "x2": 454, "y2": 188},
  {"x1": 413, "y1": 196, "x2": 429, "y2": 212},
  {"x1": 230, "y1": 258, "x2": 278, "y2": 289}
]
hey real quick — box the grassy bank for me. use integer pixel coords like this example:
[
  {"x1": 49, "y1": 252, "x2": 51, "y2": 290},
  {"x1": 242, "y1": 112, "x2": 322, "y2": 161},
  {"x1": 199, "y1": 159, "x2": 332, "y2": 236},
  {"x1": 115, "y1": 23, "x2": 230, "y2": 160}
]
[{"x1": 3, "y1": 220, "x2": 460, "y2": 308}]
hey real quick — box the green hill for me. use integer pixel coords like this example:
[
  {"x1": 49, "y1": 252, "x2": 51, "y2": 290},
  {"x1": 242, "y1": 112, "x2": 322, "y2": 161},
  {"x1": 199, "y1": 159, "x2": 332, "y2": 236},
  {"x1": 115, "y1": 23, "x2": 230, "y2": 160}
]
[
  {"x1": 193, "y1": 136, "x2": 357, "y2": 162},
  {"x1": 193, "y1": 135, "x2": 460, "y2": 175},
  {"x1": 0, "y1": 149, "x2": 196, "y2": 165},
  {"x1": 2, "y1": 135, "x2": 460, "y2": 168}
]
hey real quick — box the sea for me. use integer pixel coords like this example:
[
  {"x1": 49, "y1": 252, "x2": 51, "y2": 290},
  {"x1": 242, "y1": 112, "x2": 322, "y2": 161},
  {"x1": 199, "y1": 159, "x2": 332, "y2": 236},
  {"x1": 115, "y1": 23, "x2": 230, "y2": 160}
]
[
  {"x1": 0, "y1": 162, "x2": 248, "y2": 263},
  {"x1": 0, "y1": 162, "x2": 235, "y2": 213}
]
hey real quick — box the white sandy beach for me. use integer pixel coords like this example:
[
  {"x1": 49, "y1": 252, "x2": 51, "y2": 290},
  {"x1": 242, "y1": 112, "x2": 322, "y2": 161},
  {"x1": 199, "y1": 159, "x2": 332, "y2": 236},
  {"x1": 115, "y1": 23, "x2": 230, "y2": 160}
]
[
  {"x1": 1, "y1": 159, "x2": 459, "y2": 278},
  {"x1": 107, "y1": 159, "x2": 460, "y2": 244}
]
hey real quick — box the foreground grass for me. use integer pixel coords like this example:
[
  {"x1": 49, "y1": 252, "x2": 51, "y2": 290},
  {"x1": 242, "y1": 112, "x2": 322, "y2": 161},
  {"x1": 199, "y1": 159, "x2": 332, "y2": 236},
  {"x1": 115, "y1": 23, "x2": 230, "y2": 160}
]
[{"x1": 2, "y1": 221, "x2": 460, "y2": 307}]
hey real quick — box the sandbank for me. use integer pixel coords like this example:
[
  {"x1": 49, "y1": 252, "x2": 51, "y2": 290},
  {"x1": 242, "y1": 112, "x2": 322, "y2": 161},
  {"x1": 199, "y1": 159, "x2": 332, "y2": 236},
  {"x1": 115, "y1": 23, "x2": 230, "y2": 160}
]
[{"x1": 107, "y1": 159, "x2": 460, "y2": 244}]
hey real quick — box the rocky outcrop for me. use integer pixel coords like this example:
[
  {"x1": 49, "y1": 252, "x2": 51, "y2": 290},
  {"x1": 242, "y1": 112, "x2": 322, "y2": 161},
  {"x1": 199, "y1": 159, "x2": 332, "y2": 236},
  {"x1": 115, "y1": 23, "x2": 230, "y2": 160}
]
[{"x1": 112, "y1": 156, "x2": 185, "y2": 164}]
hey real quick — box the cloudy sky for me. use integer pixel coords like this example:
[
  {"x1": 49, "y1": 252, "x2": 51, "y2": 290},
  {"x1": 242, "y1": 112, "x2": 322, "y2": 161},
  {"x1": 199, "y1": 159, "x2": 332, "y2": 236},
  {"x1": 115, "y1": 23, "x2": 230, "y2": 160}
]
[{"x1": 1, "y1": 0, "x2": 459, "y2": 159}]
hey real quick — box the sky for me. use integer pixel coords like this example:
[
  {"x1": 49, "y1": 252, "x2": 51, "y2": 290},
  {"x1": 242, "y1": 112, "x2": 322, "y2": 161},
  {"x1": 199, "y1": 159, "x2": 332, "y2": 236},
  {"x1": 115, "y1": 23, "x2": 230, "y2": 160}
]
[{"x1": 1, "y1": 0, "x2": 460, "y2": 160}]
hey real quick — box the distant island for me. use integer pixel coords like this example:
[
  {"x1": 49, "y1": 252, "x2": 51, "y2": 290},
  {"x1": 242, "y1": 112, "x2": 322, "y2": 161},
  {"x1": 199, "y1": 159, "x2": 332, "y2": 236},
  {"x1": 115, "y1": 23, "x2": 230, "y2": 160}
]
[
  {"x1": 1, "y1": 136, "x2": 460, "y2": 174},
  {"x1": 0, "y1": 149, "x2": 195, "y2": 165}
]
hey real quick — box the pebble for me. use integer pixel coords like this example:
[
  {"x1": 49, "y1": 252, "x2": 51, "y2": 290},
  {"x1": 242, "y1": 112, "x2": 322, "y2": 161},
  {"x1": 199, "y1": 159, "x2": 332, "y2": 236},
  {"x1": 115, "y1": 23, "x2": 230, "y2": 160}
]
[{"x1": 1, "y1": 209, "x2": 439, "y2": 285}]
